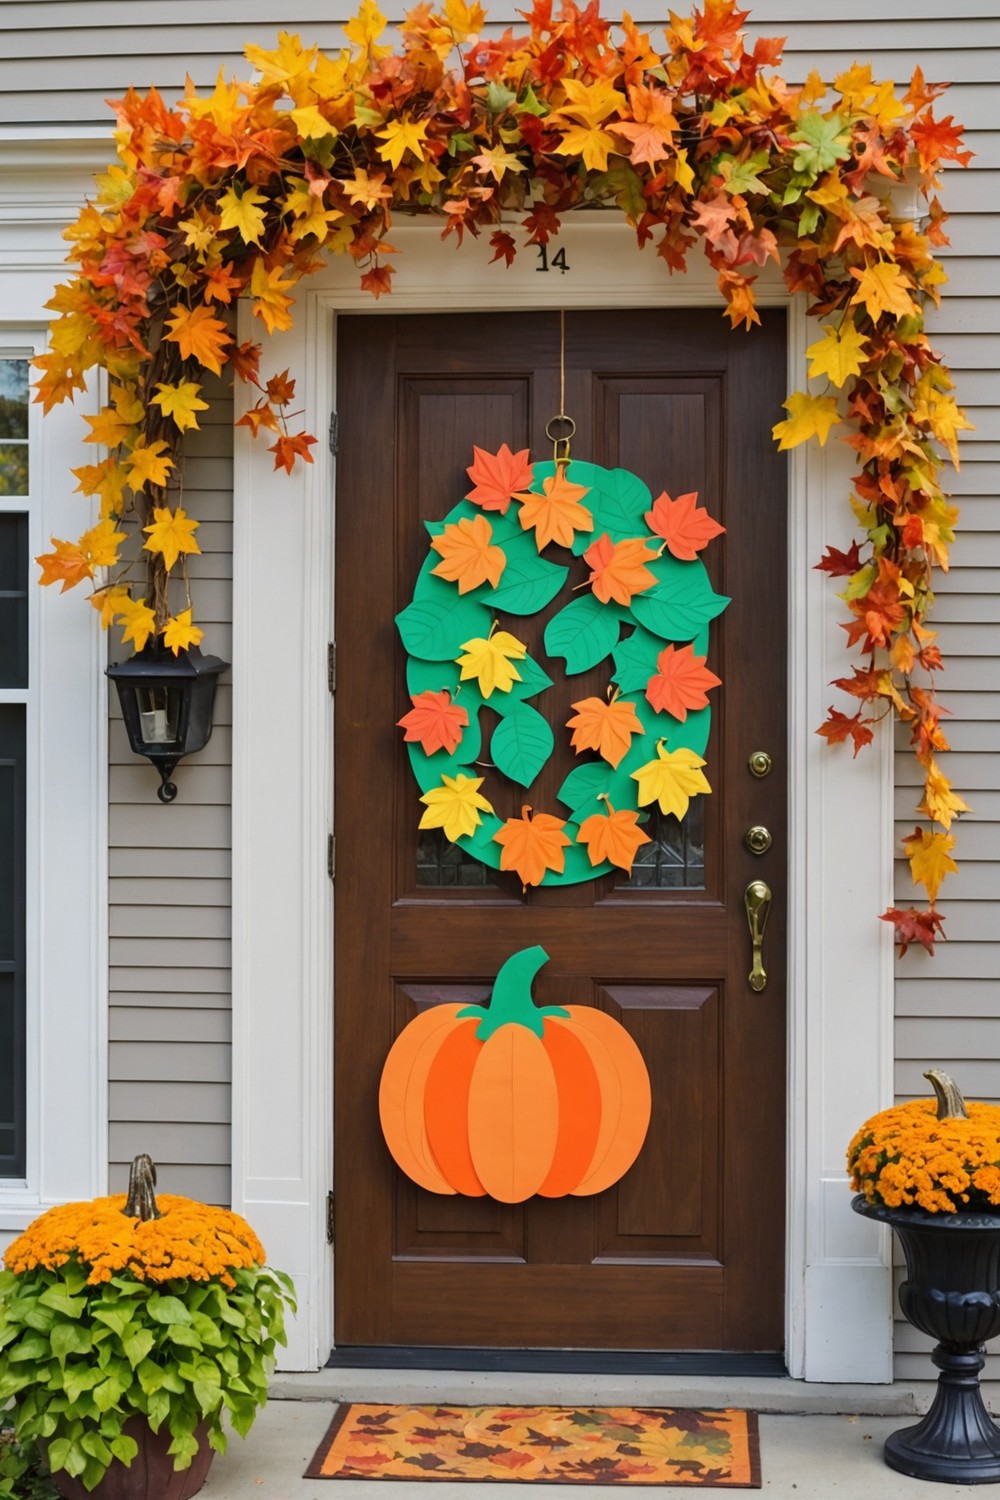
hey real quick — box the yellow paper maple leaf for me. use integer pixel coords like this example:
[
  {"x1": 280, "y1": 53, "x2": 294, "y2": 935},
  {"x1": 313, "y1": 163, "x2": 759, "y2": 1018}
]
[
  {"x1": 456, "y1": 629, "x2": 527, "y2": 698},
  {"x1": 418, "y1": 772, "x2": 494, "y2": 842},
  {"x1": 902, "y1": 826, "x2": 958, "y2": 904},
  {"x1": 849, "y1": 260, "x2": 920, "y2": 322},
  {"x1": 430, "y1": 515, "x2": 507, "y2": 593},
  {"x1": 376, "y1": 117, "x2": 430, "y2": 170},
  {"x1": 806, "y1": 323, "x2": 870, "y2": 388},
  {"x1": 772, "y1": 391, "x2": 841, "y2": 450},
  {"x1": 162, "y1": 607, "x2": 206, "y2": 656},
  {"x1": 631, "y1": 740, "x2": 711, "y2": 820},
  {"x1": 116, "y1": 595, "x2": 157, "y2": 653},
  {"x1": 918, "y1": 759, "x2": 971, "y2": 831},
  {"x1": 142, "y1": 506, "x2": 201, "y2": 572},
  {"x1": 217, "y1": 184, "x2": 270, "y2": 247},
  {"x1": 151, "y1": 381, "x2": 209, "y2": 434},
  {"x1": 126, "y1": 439, "x2": 174, "y2": 492}
]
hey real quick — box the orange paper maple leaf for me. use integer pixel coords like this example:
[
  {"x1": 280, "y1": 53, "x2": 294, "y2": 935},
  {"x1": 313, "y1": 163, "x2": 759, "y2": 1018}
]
[
  {"x1": 398, "y1": 689, "x2": 469, "y2": 756},
  {"x1": 493, "y1": 805, "x2": 571, "y2": 889},
  {"x1": 430, "y1": 514, "x2": 507, "y2": 593},
  {"x1": 566, "y1": 693, "x2": 644, "y2": 769},
  {"x1": 584, "y1": 533, "x2": 659, "y2": 605},
  {"x1": 645, "y1": 644, "x2": 722, "y2": 721},
  {"x1": 644, "y1": 490, "x2": 725, "y2": 560},
  {"x1": 576, "y1": 800, "x2": 651, "y2": 874},
  {"x1": 514, "y1": 469, "x2": 593, "y2": 550},
  {"x1": 466, "y1": 444, "x2": 535, "y2": 514},
  {"x1": 163, "y1": 303, "x2": 232, "y2": 376}
]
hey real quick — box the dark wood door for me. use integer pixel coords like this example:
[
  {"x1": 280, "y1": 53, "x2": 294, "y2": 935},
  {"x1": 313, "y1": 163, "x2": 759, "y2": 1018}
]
[{"x1": 334, "y1": 309, "x2": 786, "y2": 1352}]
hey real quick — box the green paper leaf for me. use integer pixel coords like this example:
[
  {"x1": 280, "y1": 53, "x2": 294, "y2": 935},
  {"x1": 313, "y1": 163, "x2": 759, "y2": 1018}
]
[
  {"x1": 395, "y1": 595, "x2": 491, "y2": 662},
  {"x1": 544, "y1": 594, "x2": 621, "y2": 674},
  {"x1": 455, "y1": 813, "x2": 506, "y2": 866},
  {"x1": 487, "y1": 547, "x2": 568, "y2": 614},
  {"x1": 630, "y1": 556, "x2": 730, "y2": 641},
  {"x1": 490, "y1": 703, "x2": 554, "y2": 787},
  {"x1": 496, "y1": 653, "x2": 553, "y2": 706},
  {"x1": 612, "y1": 627, "x2": 663, "y2": 693},
  {"x1": 557, "y1": 760, "x2": 613, "y2": 815},
  {"x1": 632, "y1": 690, "x2": 712, "y2": 759},
  {"x1": 567, "y1": 465, "x2": 651, "y2": 555}
]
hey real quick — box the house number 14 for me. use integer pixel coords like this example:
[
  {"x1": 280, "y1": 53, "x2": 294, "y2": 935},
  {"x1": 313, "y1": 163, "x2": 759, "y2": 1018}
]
[{"x1": 536, "y1": 244, "x2": 570, "y2": 274}]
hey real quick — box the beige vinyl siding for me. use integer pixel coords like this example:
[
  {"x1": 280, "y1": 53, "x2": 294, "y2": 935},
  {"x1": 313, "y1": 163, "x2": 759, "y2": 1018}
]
[{"x1": 107, "y1": 376, "x2": 233, "y2": 1207}]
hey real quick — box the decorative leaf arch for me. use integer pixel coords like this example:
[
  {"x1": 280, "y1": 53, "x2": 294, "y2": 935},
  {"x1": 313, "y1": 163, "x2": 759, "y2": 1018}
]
[{"x1": 32, "y1": 0, "x2": 971, "y2": 950}]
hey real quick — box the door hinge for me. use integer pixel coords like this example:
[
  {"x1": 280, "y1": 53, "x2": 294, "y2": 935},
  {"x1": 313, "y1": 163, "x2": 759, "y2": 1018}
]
[
  {"x1": 327, "y1": 834, "x2": 336, "y2": 881},
  {"x1": 327, "y1": 642, "x2": 336, "y2": 694},
  {"x1": 326, "y1": 1190, "x2": 335, "y2": 1245},
  {"x1": 328, "y1": 411, "x2": 339, "y2": 455}
]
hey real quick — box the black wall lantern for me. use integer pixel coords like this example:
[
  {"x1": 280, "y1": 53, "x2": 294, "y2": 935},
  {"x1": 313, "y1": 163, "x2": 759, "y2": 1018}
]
[{"x1": 108, "y1": 643, "x2": 229, "y2": 803}]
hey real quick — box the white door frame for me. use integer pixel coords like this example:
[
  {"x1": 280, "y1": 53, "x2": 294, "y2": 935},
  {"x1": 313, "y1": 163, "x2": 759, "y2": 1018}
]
[{"x1": 231, "y1": 215, "x2": 895, "y2": 1380}]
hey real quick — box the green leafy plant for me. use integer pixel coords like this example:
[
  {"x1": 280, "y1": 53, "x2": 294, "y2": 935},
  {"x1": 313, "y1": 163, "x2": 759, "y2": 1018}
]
[{"x1": 0, "y1": 1158, "x2": 294, "y2": 1494}]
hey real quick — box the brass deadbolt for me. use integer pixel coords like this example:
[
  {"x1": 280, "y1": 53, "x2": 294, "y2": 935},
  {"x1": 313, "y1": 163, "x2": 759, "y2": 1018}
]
[
  {"x1": 745, "y1": 825, "x2": 773, "y2": 856},
  {"x1": 748, "y1": 750, "x2": 773, "y2": 778}
]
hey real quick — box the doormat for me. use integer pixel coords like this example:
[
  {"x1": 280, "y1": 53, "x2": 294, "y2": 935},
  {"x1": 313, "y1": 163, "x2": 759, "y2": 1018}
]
[{"x1": 305, "y1": 1404, "x2": 761, "y2": 1487}]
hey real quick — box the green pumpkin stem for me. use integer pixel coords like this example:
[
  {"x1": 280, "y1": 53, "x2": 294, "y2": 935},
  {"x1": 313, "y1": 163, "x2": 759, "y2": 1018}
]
[
  {"x1": 925, "y1": 1068, "x2": 970, "y2": 1122},
  {"x1": 457, "y1": 944, "x2": 569, "y2": 1041},
  {"x1": 123, "y1": 1153, "x2": 162, "y2": 1221}
]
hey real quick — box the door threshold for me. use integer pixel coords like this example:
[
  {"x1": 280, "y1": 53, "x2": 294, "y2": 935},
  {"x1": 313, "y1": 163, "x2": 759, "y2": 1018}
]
[{"x1": 326, "y1": 1347, "x2": 787, "y2": 1377}]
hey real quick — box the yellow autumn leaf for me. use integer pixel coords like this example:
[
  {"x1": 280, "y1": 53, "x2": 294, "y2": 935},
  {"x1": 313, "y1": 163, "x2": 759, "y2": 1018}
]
[
  {"x1": 849, "y1": 260, "x2": 919, "y2": 322},
  {"x1": 217, "y1": 184, "x2": 269, "y2": 247},
  {"x1": 550, "y1": 77, "x2": 623, "y2": 127},
  {"x1": 162, "y1": 608, "x2": 205, "y2": 655},
  {"x1": 290, "y1": 104, "x2": 337, "y2": 141},
  {"x1": 90, "y1": 585, "x2": 131, "y2": 630},
  {"x1": 456, "y1": 630, "x2": 527, "y2": 698},
  {"x1": 902, "y1": 827, "x2": 958, "y2": 904},
  {"x1": 918, "y1": 758, "x2": 971, "y2": 831},
  {"x1": 343, "y1": 0, "x2": 389, "y2": 54},
  {"x1": 922, "y1": 393, "x2": 975, "y2": 470},
  {"x1": 151, "y1": 381, "x2": 209, "y2": 434},
  {"x1": 79, "y1": 519, "x2": 127, "y2": 569},
  {"x1": 418, "y1": 772, "x2": 494, "y2": 843},
  {"x1": 83, "y1": 405, "x2": 135, "y2": 449},
  {"x1": 672, "y1": 146, "x2": 694, "y2": 193},
  {"x1": 249, "y1": 259, "x2": 296, "y2": 335},
  {"x1": 806, "y1": 323, "x2": 870, "y2": 388},
  {"x1": 142, "y1": 506, "x2": 201, "y2": 572},
  {"x1": 772, "y1": 391, "x2": 841, "y2": 450},
  {"x1": 116, "y1": 595, "x2": 157, "y2": 653},
  {"x1": 552, "y1": 122, "x2": 619, "y2": 172},
  {"x1": 631, "y1": 740, "x2": 711, "y2": 820},
  {"x1": 375, "y1": 117, "x2": 430, "y2": 170},
  {"x1": 443, "y1": 0, "x2": 486, "y2": 40},
  {"x1": 126, "y1": 439, "x2": 174, "y2": 492}
]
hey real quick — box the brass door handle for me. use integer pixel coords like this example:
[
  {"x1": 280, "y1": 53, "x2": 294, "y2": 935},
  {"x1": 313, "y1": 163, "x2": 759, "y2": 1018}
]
[{"x1": 744, "y1": 880, "x2": 772, "y2": 993}]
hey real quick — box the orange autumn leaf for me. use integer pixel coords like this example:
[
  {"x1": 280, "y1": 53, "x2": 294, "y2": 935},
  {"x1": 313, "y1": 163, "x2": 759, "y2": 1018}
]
[
  {"x1": 576, "y1": 800, "x2": 651, "y2": 874},
  {"x1": 466, "y1": 444, "x2": 535, "y2": 514},
  {"x1": 644, "y1": 490, "x2": 725, "y2": 560},
  {"x1": 398, "y1": 689, "x2": 469, "y2": 756},
  {"x1": 430, "y1": 514, "x2": 507, "y2": 593},
  {"x1": 644, "y1": 643, "x2": 721, "y2": 721},
  {"x1": 269, "y1": 431, "x2": 317, "y2": 474},
  {"x1": 566, "y1": 694, "x2": 644, "y2": 769},
  {"x1": 493, "y1": 805, "x2": 571, "y2": 889},
  {"x1": 36, "y1": 538, "x2": 92, "y2": 592},
  {"x1": 514, "y1": 469, "x2": 593, "y2": 550},
  {"x1": 584, "y1": 533, "x2": 659, "y2": 605},
  {"x1": 163, "y1": 302, "x2": 232, "y2": 376}
]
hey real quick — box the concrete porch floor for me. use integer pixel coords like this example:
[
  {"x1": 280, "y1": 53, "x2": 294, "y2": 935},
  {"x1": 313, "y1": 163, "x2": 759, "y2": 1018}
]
[{"x1": 197, "y1": 1372, "x2": 1000, "y2": 1498}]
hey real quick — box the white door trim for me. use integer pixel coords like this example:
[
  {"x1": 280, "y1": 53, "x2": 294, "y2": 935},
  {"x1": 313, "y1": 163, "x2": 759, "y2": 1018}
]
[{"x1": 232, "y1": 215, "x2": 894, "y2": 1379}]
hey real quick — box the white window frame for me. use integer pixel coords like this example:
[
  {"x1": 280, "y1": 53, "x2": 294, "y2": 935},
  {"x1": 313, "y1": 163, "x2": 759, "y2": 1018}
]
[
  {"x1": 231, "y1": 218, "x2": 895, "y2": 1380},
  {"x1": 0, "y1": 148, "x2": 108, "y2": 1242}
]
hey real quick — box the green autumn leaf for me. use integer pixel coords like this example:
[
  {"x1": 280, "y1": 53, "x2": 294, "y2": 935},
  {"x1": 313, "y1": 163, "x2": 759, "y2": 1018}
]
[
  {"x1": 544, "y1": 593, "x2": 622, "y2": 673},
  {"x1": 395, "y1": 593, "x2": 492, "y2": 661},
  {"x1": 490, "y1": 702, "x2": 554, "y2": 787},
  {"x1": 790, "y1": 112, "x2": 853, "y2": 177},
  {"x1": 611, "y1": 626, "x2": 663, "y2": 693}
]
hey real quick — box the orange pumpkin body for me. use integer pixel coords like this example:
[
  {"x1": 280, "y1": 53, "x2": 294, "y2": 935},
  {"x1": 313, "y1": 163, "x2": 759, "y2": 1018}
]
[{"x1": 378, "y1": 947, "x2": 651, "y2": 1203}]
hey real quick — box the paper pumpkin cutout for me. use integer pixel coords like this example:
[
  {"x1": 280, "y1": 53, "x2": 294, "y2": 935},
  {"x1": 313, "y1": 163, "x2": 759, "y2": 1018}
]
[
  {"x1": 378, "y1": 946, "x2": 652, "y2": 1203},
  {"x1": 395, "y1": 449, "x2": 728, "y2": 885}
]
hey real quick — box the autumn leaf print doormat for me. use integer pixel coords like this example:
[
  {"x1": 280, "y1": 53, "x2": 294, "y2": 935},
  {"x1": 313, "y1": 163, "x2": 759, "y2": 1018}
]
[{"x1": 305, "y1": 1404, "x2": 761, "y2": 1487}]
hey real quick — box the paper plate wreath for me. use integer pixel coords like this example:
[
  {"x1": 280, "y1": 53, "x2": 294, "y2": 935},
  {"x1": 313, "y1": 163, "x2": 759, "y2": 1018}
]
[
  {"x1": 379, "y1": 945, "x2": 651, "y2": 1203},
  {"x1": 395, "y1": 443, "x2": 729, "y2": 886}
]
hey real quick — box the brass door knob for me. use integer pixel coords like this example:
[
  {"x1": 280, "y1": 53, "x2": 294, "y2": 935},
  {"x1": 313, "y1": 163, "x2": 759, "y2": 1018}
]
[
  {"x1": 744, "y1": 880, "x2": 772, "y2": 993},
  {"x1": 748, "y1": 751, "x2": 773, "y2": 778},
  {"x1": 745, "y1": 825, "x2": 772, "y2": 856}
]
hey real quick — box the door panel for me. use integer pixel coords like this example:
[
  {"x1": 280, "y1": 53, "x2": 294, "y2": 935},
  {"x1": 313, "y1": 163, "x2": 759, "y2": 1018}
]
[{"x1": 334, "y1": 309, "x2": 786, "y2": 1352}]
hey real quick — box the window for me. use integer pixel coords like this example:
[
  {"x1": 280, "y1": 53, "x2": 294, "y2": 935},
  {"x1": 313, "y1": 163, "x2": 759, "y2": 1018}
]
[{"x1": 0, "y1": 356, "x2": 30, "y2": 1179}]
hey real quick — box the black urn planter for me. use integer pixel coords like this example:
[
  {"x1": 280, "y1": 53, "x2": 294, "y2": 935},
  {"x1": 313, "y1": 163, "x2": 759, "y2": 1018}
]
[{"x1": 854, "y1": 1195, "x2": 1000, "y2": 1484}]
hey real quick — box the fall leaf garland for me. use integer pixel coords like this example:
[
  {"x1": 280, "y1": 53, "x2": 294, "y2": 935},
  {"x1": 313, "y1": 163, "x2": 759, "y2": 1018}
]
[
  {"x1": 30, "y1": 0, "x2": 971, "y2": 944},
  {"x1": 397, "y1": 448, "x2": 727, "y2": 888}
]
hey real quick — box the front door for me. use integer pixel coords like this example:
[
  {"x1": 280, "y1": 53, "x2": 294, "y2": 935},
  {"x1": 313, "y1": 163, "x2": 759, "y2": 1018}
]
[{"x1": 333, "y1": 308, "x2": 786, "y2": 1352}]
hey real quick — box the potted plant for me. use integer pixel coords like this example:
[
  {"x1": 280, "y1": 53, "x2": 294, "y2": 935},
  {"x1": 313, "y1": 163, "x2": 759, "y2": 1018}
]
[
  {"x1": 849, "y1": 1070, "x2": 1000, "y2": 1484},
  {"x1": 0, "y1": 1155, "x2": 294, "y2": 1499}
]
